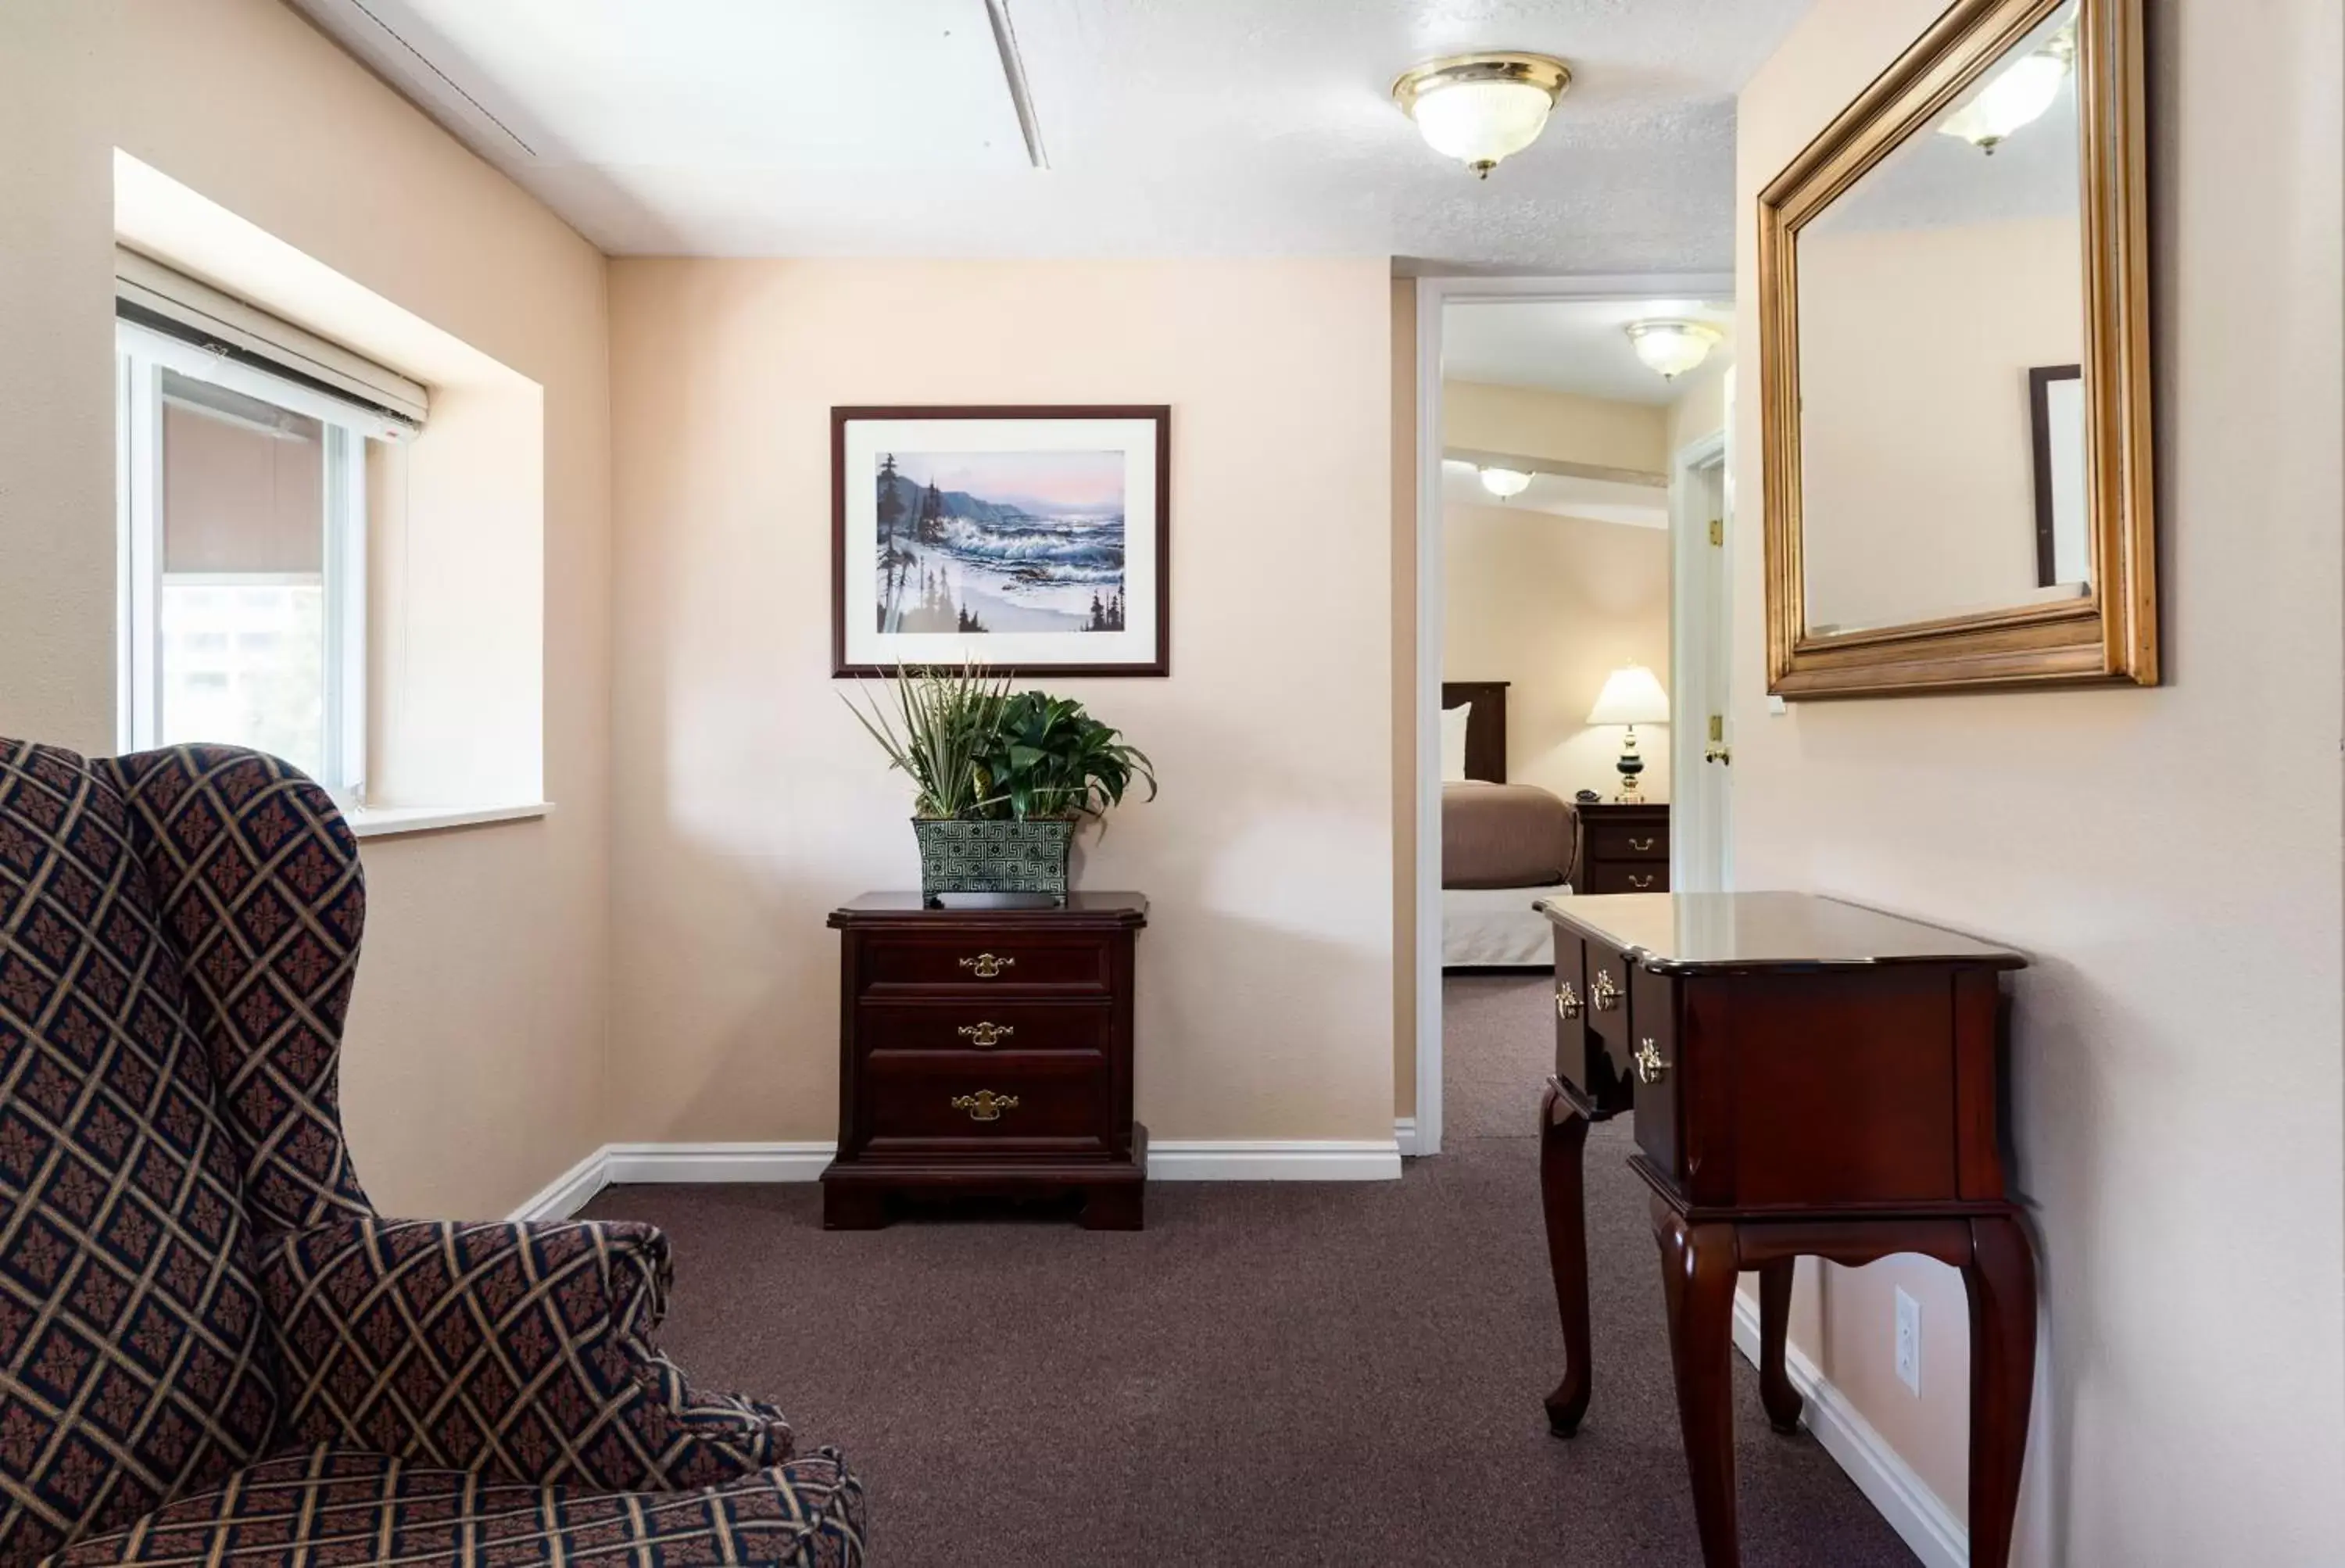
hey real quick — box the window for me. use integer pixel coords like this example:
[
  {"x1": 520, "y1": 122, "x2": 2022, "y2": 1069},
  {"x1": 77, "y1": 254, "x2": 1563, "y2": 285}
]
[{"x1": 115, "y1": 254, "x2": 424, "y2": 803}]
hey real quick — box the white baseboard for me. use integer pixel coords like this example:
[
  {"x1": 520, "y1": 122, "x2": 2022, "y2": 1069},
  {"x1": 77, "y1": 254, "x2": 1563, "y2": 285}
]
[
  {"x1": 508, "y1": 1144, "x2": 610, "y2": 1222},
  {"x1": 511, "y1": 1135, "x2": 1403, "y2": 1219},
  {"x1": 1731, "y1": 1291, "x2": 1969, "y2": 1568},
  {"x1": 1147, "y1": 1140, "x2": 1402, "y2": 1181},
  {"x1": 1394, "y1": 1116, "x2": 1420, "y2": 1157},
  {"x1": 603, "y1": 1141, "x2": 836, "y2": 1184}
]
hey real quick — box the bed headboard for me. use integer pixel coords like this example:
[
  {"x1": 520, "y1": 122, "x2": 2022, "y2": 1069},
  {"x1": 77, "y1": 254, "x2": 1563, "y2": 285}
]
[{"x1": 1441, "y1": 680, "x2": 1509, "y2": 783}]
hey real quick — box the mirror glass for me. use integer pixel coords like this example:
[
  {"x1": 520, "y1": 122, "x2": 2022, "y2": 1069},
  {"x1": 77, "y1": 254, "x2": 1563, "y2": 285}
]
[{"x1": 1795, "y1": 1, "x2": 2087, "y2": 637}]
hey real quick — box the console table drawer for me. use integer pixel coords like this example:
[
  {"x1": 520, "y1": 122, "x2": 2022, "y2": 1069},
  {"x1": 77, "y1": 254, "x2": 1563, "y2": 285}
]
[
  {"x1": 1629, "y1": 965, "x2": 1682, "y2": 1187},
  {"x1": 856, "y1": 933, "x2": 1112, "y2": 993},
  {"x1": 863, "y1": 1051, "x2": 1111, "y2": 1145},
  {"x1": 855, "y1": 999, "x2": 1112, "y2": 1055}
]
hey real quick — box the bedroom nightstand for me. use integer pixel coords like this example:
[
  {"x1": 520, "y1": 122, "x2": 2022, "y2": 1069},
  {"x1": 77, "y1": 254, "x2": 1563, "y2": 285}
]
[
  {"x1": 1576, "y1": 801, "x2": 1669, "y2": 893},
  {"x1": 822, "y1": 891, "x2": 1147, "y2": 1230}
]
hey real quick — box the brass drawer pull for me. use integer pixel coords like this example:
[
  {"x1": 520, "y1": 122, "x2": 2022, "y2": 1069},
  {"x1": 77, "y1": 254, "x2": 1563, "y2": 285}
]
[
  {"x1": 1629, "y1": 836, "x2": 1656, "y2": 852},
  {"x1": 958, "y1": 953, "x2": 1015, "y2": 979},
  {"x1": 957, "y1": 1022, "x2": 1014, "y2": 1048},
  {"x1": 1628, "y1": 873, "x2": 1656, "y2": 890},
  {"x1": 1554, "y1": 982, "x2": 1582, "y2": 1020},
  {"x1": 1634, "y1": 1037, "x2": 1668, "y2": 1086},
  {"x1": 1589, "y1": 968, "x2": 1623, "y2": 1013},
  {"x1": 951, "y1": 1090, "x2": 1019, "y2": 1122}
]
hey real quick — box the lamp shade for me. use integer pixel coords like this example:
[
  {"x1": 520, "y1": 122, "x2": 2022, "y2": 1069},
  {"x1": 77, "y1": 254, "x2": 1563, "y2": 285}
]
[{"x1": 1587, "y1": 664, "x2": 1670, "y2": 726}]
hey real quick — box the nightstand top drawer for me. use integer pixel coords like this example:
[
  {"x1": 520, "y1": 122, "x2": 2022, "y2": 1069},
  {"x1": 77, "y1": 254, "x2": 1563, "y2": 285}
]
[
  {"x1": 851, "y1": 933, "x2": 1118, "y2": 993},
  {"x1": 1584, "y1": 817, "x2": 1670, "y2": 863}
]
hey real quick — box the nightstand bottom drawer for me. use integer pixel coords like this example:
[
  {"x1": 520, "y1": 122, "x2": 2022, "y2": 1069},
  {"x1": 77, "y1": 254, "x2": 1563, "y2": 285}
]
[
  {"x1": 861, "y1": 1051, "x2": 1112, "y2": 1147},
  {"x1": 1583, "y1": 862, "x2": 1669, "y2": 894}
]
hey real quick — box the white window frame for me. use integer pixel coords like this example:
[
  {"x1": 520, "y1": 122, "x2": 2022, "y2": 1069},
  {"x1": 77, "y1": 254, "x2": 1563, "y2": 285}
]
[{"x1": 116, "y1": 319, "x2": 377, "y2": 804}]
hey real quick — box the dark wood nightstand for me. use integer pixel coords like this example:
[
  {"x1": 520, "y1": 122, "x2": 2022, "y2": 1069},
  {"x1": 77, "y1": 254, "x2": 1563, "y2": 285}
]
[
  {"x1": 822, "y1": 892, "x2": 1147, "y2": 1230},
  {"x1": 1575, "y1": 800, "x2": 1670, "y2": 893}
]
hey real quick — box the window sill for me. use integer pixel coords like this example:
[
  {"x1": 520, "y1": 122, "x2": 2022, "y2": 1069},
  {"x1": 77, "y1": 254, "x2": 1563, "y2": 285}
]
[{"x1": 345, "y1": 801, "x2": 553, "y2": 840}]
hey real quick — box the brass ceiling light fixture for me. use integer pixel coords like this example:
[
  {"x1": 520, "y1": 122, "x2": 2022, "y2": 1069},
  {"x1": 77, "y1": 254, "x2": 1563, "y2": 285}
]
[{"x1": 1392, "y1": 53, "x2": 1573, "y2": 178}]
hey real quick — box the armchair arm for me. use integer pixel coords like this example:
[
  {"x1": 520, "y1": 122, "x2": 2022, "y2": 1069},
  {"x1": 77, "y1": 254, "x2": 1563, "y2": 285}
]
[{"x1": 259, "y1": 1216, "x2": 795, "y2": 1490}]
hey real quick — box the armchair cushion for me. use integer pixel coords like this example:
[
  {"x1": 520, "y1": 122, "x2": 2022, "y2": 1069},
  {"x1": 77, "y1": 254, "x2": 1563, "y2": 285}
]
[
  {"x1": 41, "y1": 1444, "x2": 865, "y2": 1568},
  {"x1": 258, "y1": 1219, "x2": 795, "y2": 1491}
]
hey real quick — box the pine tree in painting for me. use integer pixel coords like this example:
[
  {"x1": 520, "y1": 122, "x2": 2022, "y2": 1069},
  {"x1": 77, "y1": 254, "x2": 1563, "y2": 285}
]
[{"x1": 877, "y1": 453, "x2": 904, "y2": 541}]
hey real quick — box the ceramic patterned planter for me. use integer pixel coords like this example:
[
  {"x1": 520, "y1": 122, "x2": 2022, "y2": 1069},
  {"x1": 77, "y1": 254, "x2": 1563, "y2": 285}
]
[{"x1": 912, "y1": 818, "x2": 1075, "y2": 898}]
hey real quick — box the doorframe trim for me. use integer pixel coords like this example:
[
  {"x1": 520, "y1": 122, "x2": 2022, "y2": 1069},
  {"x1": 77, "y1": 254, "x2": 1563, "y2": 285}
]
[
  {"x1": 1668, "y1": 419, "x2": 1734, "y2": 893},
  {"x1": 1411, "y1": 273, "x2": 1734, "y2": 1158}
]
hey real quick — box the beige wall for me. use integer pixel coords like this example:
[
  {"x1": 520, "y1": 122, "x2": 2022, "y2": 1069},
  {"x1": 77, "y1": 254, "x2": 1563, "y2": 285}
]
[
  {"x1": 1800, "y1": 217, "x2": 2084, "y2": 632},
  {"x1": 1443, "y1": 504, "x2": 1670, "y2": 801},
  {"x1": 1442, "y1": 380, "x2": 1674, "y2": 802},
  {"x1": 1444, "y1": 379, "x2": 1668, "y2": 472},
  {"x1": 0, "y1": 1, "x2": 118, "y2": 753},
  {"x1": 607, "y1": 259, "x2": 1396, "y2": 1145},
  {"x1": 1664, "y1": 359, "x2": 1728, "y2": 460},
  {"x1": 2, "y1": 0, "x2": 614, "y2": 1217},
  {"x1": 1736, "y1": 2, "x2": 2345, "y2": 1562}
]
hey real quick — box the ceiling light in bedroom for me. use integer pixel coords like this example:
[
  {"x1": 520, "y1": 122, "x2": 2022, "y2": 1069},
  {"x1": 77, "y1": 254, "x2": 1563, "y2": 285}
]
[
  {"x1": 1392, "y1": 53, "x2": 1573, "y2": 178},
  {"x1": 1625, "y1": 319, "x2": 1724, "y2": 381},
  {"x1": 1478, "y1": 466, "x2": 1533, "y2": 499},
  {"x1": 1938, "y1": 21, "x2": 2077, "y2": 153}
]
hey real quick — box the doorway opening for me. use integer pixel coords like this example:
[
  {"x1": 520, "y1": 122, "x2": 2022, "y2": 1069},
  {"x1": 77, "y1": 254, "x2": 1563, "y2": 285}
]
[{"x1": 1409, "y1": 276, "x2": 1735, "y2": 1156}]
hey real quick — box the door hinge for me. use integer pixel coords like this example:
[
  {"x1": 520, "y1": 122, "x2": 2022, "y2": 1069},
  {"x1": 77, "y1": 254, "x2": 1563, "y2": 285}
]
[{"x1": 1708, "y1": 517, "x2": 1724, "y2": 546}]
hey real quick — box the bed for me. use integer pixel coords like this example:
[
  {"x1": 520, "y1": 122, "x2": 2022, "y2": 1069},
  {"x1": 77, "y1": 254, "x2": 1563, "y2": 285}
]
[{"x1": 1440, "y1": 681, "x2": 1577, "y2": 968}]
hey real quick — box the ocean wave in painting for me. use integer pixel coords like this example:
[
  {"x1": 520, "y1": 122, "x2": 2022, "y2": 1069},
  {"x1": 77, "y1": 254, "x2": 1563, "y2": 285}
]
[{"x1": 937, "y1": 517, "x2": 1123, "y2": 582}]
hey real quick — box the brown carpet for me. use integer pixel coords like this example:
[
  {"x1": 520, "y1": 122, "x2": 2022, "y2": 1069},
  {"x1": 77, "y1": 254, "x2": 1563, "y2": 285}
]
[{"x1": 582, "y1": 975, "x2": 1917, "y2": 1566}]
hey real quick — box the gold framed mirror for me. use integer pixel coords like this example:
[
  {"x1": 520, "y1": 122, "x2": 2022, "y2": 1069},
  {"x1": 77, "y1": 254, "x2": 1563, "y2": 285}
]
[{"x1": 1759, "y1": 0, "x2": 2154, "y2": 698}]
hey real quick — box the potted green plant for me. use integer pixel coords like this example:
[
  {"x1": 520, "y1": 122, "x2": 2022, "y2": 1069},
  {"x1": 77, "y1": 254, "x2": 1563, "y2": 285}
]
[{"x1": 843, "y1": 665, "x2": 1156, "y2": 900}]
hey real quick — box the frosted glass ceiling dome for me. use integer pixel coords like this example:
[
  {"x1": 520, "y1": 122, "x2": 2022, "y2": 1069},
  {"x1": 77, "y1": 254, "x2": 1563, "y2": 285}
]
[{"x1": 1393, "y1": 54, "x2": 1573, "y2": 178}]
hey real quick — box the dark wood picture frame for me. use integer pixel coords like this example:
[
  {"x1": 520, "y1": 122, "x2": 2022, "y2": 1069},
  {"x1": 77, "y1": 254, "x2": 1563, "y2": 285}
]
[
  {"x1": 2028, "y1": 363, "x2": 2082, "y2": 588},
  {"x1": 831, "y1": 404, "x2": 1172, "y2": 678}
]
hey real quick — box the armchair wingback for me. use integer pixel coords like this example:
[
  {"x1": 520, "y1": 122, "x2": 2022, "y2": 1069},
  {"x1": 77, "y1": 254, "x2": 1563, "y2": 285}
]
[{"x1": 0, "y1": 743, "x2": 863, "y2": 1568}]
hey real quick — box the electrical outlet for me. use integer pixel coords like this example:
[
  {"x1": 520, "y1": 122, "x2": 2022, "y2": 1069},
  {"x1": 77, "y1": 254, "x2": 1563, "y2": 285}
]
[{"x1": 1894, "y1": 1287, "x2": 1922, "y2": 1395}]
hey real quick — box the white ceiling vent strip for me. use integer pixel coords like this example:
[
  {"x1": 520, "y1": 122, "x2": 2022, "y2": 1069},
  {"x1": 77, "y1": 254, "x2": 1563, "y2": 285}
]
[{"x1": 984, "y1": 0, "x2": 1050, "y2": 170}]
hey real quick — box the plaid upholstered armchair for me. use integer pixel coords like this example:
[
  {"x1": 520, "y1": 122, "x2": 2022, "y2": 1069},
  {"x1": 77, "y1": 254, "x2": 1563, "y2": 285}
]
[{"x1": 0, "y1": 742, "x2": 864, "y2": 1566}]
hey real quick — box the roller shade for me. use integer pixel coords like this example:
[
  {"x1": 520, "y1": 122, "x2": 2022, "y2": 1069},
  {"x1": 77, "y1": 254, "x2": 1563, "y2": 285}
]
[{"x1": 114, "y1": 247, "x2": 428, "y2": 435}]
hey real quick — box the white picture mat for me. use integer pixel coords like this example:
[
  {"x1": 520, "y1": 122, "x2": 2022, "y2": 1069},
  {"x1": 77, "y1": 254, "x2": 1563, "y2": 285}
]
[
  {"x1": 841, "y1": 417, "x2": 1160, "y2": 669},
  {"x1": 2043, "y1": 375, "x2": 2090, "y2": 587}
]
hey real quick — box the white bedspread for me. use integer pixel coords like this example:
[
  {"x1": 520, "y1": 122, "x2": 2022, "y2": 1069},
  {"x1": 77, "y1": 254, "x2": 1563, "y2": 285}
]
[{"x1": 1442, "y1": 882, "x2": 1566, "y2": 968}]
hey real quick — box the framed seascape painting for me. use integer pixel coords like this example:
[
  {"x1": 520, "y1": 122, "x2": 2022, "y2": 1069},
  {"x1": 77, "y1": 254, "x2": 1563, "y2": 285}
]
[{"x1": 831, "y1": 405, "x2": 1171, "y2": 677}]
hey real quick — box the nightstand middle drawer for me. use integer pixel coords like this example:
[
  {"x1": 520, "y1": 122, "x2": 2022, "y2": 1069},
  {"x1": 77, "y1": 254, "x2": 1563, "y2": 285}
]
[{"x1": 853, "y1": 999, "x2": 1112, "y2": 1055}]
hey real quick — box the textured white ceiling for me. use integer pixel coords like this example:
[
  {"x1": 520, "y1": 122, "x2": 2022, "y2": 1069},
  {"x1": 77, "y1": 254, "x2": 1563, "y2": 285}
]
[
  {"x1": 288, "y1": 0, "x2": 1814, "y2": 268},
  {"x1": 1442, "y1": 296, "x2": 1733, "y2": 403}
]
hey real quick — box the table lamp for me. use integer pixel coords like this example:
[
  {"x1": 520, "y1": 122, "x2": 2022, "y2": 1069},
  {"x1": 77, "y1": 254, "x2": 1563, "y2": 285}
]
[{"x1": 1587, "y1": 664, "x2": 1670, "y2": 802}]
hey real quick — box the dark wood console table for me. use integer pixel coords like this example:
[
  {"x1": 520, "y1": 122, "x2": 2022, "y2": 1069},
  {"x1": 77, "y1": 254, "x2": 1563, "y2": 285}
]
[
  {"x1": 823, "y1": 892, "x2": 1147, "y2": 1230},
  {"x1": 1537, "y1": 891, "x2": 2035, "y2": 1567}
]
